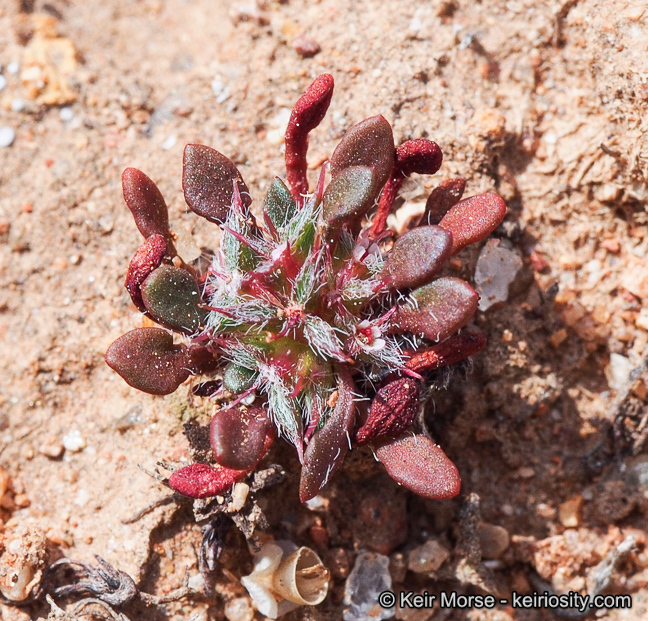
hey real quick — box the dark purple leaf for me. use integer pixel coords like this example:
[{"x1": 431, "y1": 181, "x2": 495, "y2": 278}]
[
  {"x1": 391, "y1": 277, "x2": 479, "y2": 342},
  {"x1": 168, "y1": 463, "x2": 248, "y2": 499},
  {"x1": 299, "y1": 365, "x2": 357, "y2": 502},
  {"x1": 376, "y1": 434, "x2": 460, "y2": 499},
  {"x1": 182, "y1": 144, "x2": 251, "y2": 224},
  {"x1": 105, "y1": 328, "x2": 190, "y2": 395},
  {"x1": 141, "y1": 265, "x2": 206, "y2": 334},
  {"x1": 381, "y1": 226, "x2": 452, "y2": 290},
  {"x1": 125, "y1": 234, "x2": 167, "y2": 312},
  {"x1": 330, "y1": 115, "x2": 395, "y2": 191},
  {"x1": 355, "y1": 379, "x2": 420, "y2": 445},
  {"x1": 439, "y1": 192, "x2": 506, "y2": 254},
  {"x1": 285, "y1": 74, "x2": 334, "y2": 201},
  {"x1": 420, "y1": 177, "x2": 466, "y2": 226},
  {"x1": 122, "y1": 168, "x2": 171, "y2": 240},
  {"x1": 210, "y1": 406, "x2": 274, "y2": 471}
]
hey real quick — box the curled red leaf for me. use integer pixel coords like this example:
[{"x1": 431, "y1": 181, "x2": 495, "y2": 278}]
[
  {"x1": 405, "y1": 332, "x2": 487, "y2": 373},
  {"x1": 370, "y1": 139, "x2": 443, "y2": 237},
  {"x1": 125, "y1": 234, "x2": 168, "y2": 312},
  {"x1": 168, "y1": 463, "x2": 248, "y2": 499},
  {"x1": 355, "y1": 378, "x2": 421, "y2": 445},
  {"x1": 284, "y1": 74, "x2": 334, "y2": 201}
]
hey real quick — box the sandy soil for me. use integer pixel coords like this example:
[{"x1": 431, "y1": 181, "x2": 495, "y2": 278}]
[{"x1": 1, "y1": 0, "x2": 648, "y2": 620}]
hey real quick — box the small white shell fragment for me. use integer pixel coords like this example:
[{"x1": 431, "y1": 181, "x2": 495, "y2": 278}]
[{"x1": 241, "y1": 540, "x2": 330, "y2": 619}]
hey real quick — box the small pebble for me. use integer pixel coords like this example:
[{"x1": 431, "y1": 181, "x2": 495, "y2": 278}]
[
  {"x1": 0, "y1": 127, "x2": 16, "y2": 148},
  {"x1": 10, "y1": 99, "x2": 26, "y2": 112},
  {"x1": 0, "y1": 75, "x2": 6, "y2": 92},
  {"x1": 407, "y1": 539, "x2": 450, "y2": 573},
  {"x1": 475, "y1": 240, "x2": 523, "y2": 310},
  {"x1": 224, "y1": 596, "x2": 254, "y2": 621},
  {"x1": 606, "y1": 353, "x2": 633, "y2": 391},
  {"x1": 62, "y1": 430, "x2": 86, "y2": 453},
  {"x1": 6, "y1": 62, "x2": 19, "y2": 75},
  {"x1": 59, "y1": 107, "x2": 74, "y2": 122},
  {"x1": 291, "y1": 34, "x2": 321, "y2": 57},
  {"x1": 161, "y1": 134, "x2": 177, "y2": 150},
  {"x1": 97, "y1": 215, "x2": 114, "y2": 234},
  {"x1": 344, "y1": 552, "x2": 394, "y2": 621},
  {"x1": 211, "y1": 78, "x2": 231, "y2": 104},
  {"x1": 39, "y1": 438, "x2": 64, "y2": 459},
  {"x1": 558, "y1": 496, "x2": 583, "y2": 528},
  {"x1": 478, "y1": 523, "x2": 510, "y2": 559}
]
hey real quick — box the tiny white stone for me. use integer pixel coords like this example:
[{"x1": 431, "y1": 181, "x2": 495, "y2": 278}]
[
  {"x1": 161, "y1": 134, "x2": 176, "y2": 150},
  {"x1": 211, "y1": 77, "x2": 231, "y2": 104},
  {"x1": 59, "y1": 107, "x2": 74, "y2": 122},
  {"x1": 0, "y1": 75, "x2": 7, "y2": 92},
  {"x1": 6, "y1": 62, "x2": 19, "y2": 75},
  {"x1": 0, "y1": 127, "x2": 16, "y2": 147},
  {"x1": 11, "y1": 98, "x2": 26, "y2": 112},
  {"x1": 62, "y1": 429, "x2": 87, "y2": 452}
]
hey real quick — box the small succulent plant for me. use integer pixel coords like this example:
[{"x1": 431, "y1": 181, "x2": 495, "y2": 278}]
[{"x1": 106, "y1": 74, "x2": 506, "y2": 503}]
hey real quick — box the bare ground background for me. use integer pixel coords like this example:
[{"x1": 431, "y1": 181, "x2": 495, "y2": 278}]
[{"x1": 1, "y1": 0, "x2": 648, "y2": 620}]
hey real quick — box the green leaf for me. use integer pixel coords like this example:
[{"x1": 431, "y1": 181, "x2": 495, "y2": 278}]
[
  {"x1": 141, "y1": 265, "x2": 207, "y2": 334},
  {"x1": 264, "y1": 177, "x2": 297, "y2": 233},
  {"x1": 322, "y1": 166, "x2": 376, "y2": 230}
]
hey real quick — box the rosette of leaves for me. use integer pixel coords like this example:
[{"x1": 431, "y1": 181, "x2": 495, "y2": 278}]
[{"x1": 106, "y1": 74, "x2": 506, "y2": 503}]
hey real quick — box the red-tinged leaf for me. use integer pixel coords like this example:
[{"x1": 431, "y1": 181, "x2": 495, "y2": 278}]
[
  {"x1": 105, "y1": 328, "x2": 190, "y2": 395},
  {"x1": 439, "y1": 192, "x2": 506, "y2": 254},
  {"x1": 381, "y1": 226, "x2": 452, "y2": 290},
  {"x1": 375, "y1": 434, "x2": 460, "y2": 499},
  {"x1": 141, "y1": 265, "x2": 207, "y2": 334},
  {"x1": 330, "y1": 115, "x2": 395, "y2": 191},
  {"x1": 285, "y1": 74, "x2": 334, "y2": 200},
  {"x1": 355, "y1": 379, "x2": 420, "y2": 445},
  {"x1": 182, "y1": 144, "x2": 251, "y2": 224},
  {"x1": 122, "y1": 168, "x2": 171, "y2": 240},
  {"x1": 394, "y1": 139, "x2": 443, "y2": 177},
  {"x1": 168, "y1": 463, "x2": 248, "y2": 499},
  {"x1": 185, "y1": 344, "x2": 220, "y2": 375},
  {"x1": 299, "y1": 365, "x2": 357, "y2": 502},
  {"x1": 405, "y1": 332, "x2": 487, "y2": 373},
  {"x1": 420, "y1": 177, "x2": 466, "y2": 226},
  {"x1": 391, "y1": 277, "x2": 479, "y2": 342},
  {"x1": 210, "y1": 406, "x2": 275, "y2": 471},
  {"x1": 125, "y1": 234, "x2": 168, "y2": 312},
  {"x1": 322, "y1": 166, "x2": 376, "y2": 230}
]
